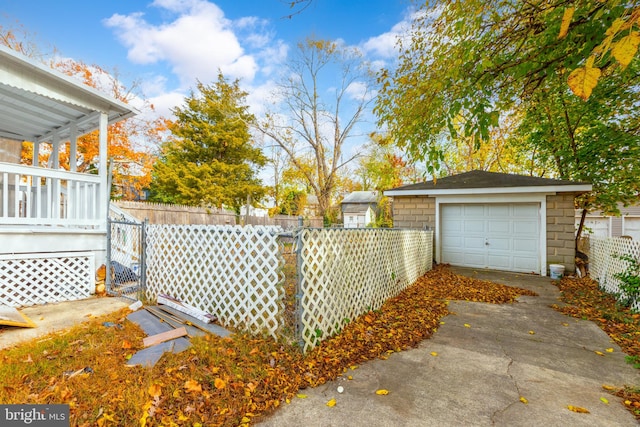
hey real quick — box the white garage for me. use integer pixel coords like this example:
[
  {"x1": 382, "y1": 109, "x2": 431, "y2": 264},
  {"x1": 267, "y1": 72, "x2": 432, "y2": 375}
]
[
  {"x1": 385, "y1": 170, "x2": 593, "y2": 276},
  {"x1": 440, "y1": 203, "x2": 540, "y2": 273}
]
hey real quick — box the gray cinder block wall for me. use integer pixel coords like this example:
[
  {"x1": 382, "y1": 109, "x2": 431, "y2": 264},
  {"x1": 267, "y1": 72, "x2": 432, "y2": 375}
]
[{"x1": 546, "y1": 194, "x2": 577, "y2": 273}]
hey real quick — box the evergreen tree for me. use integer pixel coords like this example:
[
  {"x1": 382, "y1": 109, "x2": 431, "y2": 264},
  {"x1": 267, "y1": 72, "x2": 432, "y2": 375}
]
[{"x1": 150, "y1": 73, "x2": 266, "y2": 212}]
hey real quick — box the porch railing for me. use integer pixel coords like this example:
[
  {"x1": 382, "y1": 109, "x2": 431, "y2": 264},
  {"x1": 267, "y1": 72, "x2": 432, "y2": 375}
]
[{"x1": 0, "y1": 161, "x2": 102, "y2": 228}]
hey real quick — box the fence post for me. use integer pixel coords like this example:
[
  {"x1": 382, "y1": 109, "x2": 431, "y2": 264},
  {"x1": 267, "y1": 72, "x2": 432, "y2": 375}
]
[
  {"x1": 140, "y1": 218, "x2": 148, "y2": 301},
  {"x1": 293, "y1": 227, "x2": 306, "y2": 350},
  {"x1": 106, "y1": 217, "x2": 112, "y2": 292}
]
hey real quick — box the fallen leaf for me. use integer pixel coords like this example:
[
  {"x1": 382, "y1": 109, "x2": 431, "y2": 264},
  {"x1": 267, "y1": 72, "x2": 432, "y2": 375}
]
[
  {"x1": 520, "y1": 396, "x2": 528, "y2": 404},
  {"x1": 147, "y1": 384, "x2": 162, "y2": 398},
  {"x1": 375, "y1": 389, "x2": 389, "y2": 395},
  {"x1": 122, "y1": 340, "x2": 133, "y2": 349},
  {"x1": 430, "y1": 352, "x2": 438, "y2": 357},
  {"x1": 184, "y1": 380, "x2": 202, "y2": 393},
  {"x1": 567, "y1": 405, "x2": 590, "y2": 413},
  {"x1": 347, "y1": 376, "x2": 353, "y2": 380},
  {"x1": 602, "y1": 385, "x2": 616, "y2": 391},
  {"x1": 296, "y1": 394, "x2": 308, "y2": 399},
  {"x1": 594, "y1": 351, "x2": 604, "y2": 356},
  {"x1": 326, "y1": 398, "x2": 336, "y2": 407},
  {"x1": 214, "y1": 378, "x2": 226, "y2": 390},
  {"x1": 464, "y1": 323, "x2": 471, "y2": 328},
  {"x1": 605, "y1": 348, "x2": 613, "y2": 353},
  {"x1": 600, "y1": 397, "x2": 609, "y2": 404},
  {"x1": 528, "y1": 330, "x2": 535, "y2": 335}
]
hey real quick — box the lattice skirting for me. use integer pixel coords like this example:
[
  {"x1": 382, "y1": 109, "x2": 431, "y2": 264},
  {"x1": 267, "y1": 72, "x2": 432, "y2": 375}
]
[
  {"x1": 0, "y1": 252, "x2": 95, "y2": 307},
  {"x1": 589, "y1": 237, "x2": 640, "y2": 312}
]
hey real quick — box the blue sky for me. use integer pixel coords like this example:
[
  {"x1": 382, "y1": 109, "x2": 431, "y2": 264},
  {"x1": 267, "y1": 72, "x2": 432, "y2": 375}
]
[{"x1": 1, "y1": 0, "x2": 415, "y2": 120}]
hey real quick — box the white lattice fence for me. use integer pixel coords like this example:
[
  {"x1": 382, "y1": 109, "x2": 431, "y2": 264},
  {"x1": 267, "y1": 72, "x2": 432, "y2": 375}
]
[
  {"x1": 0, "y1": 252, "x2": 95, "y2": 307},
  {"x1": 145, "y1": 225, "x2": 285, "y2": 338},
  {"x1": 296, "y1": 228, "x2": 433, "y2": 352},
  {"x1": 589, "y1": 237, "x2": 640, "y2": 312}
]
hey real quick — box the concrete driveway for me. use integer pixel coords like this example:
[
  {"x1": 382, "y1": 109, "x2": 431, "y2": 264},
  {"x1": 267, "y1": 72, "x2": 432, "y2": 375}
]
[{"x1": 257, "y1": 268, "x2": 640, "y2": 427}]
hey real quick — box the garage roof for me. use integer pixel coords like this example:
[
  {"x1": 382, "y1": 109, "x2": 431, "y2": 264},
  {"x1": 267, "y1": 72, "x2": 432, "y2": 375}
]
[
  {"x1": 385, "y1": 170, "x2": 592, "y2": 196},
  {"x1": 0, "y1": 44, "x2": 137, "y2": 143}
]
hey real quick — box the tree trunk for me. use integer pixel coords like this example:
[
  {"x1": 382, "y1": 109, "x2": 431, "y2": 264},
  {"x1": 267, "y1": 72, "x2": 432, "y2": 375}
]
[{"x1": 575, "y1": 207, "x2": 587, "y2": 251}]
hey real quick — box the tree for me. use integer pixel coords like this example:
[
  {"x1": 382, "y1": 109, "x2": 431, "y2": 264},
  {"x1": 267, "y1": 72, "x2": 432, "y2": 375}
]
[
  {"x1": 150, "y1": 73, "x2": 266, "y2": 212},
  {"x1": 375, "y1": 0, "x2": 640, "y2": 172},
  {"x1": 355, "y1": 133, "x2": 413, "y2": 191},
  {"x1": 258, "y1": 38, "x2": 376, "y2": 219},
  {"x1": 438, "y1": 113, "x2": 532, "y2": 177},
  {"x1": 512, "y1": 65, "x2": 640, "y2": 240}
]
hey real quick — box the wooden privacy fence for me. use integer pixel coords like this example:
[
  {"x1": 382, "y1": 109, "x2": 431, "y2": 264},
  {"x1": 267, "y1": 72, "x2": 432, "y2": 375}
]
[
  {"x1": 113, "y1": 200, "x2": 322, "y2": 228},
  {"x1": 589, "y1": 236, "x2": 640, "y2": 312},
  {"x1": 114, "y1": 200, "x2": 236, "y2": 225},
  {"x1": 295, "y1": 228, "x2": 434, "y2": 352}
]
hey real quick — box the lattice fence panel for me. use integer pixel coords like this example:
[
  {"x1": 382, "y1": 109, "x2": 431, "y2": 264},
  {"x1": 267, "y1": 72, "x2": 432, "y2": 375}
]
[
  {"x1": 296, "y1": 228, "x2": 433, "y2": 352},
  {"x1": 0, "y1": 252, "x2": 95, "y2": 307},
  {"x1": 589, "y1": 237, "x2": 640, "y2": 312},
  {"x1": 145, "y1": 225, "x2": 285, "y2": 338}
]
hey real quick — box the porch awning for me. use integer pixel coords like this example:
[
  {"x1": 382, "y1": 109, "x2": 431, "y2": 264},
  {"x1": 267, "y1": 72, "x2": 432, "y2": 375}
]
[{"x1": 0, "y1": 44, "x2": 138, "y2": 143}]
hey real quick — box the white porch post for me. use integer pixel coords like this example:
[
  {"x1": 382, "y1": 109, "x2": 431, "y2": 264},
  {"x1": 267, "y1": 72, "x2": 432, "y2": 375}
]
[
  {"x1": 99, "y1": 112, "x2": 108, "y2": 225},
  {"x1": 51, "y1": 132, "x2": 60, "y2": 169},
  {"x1": 69, "y1": 122, "x2": 77, "y2": 172},
  {"x1": 33, "y1": 141, "x2": 40, "y2": 166}
]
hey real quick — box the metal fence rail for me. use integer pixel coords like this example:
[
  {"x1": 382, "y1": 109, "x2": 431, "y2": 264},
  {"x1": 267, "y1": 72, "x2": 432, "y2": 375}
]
[
  {"x1": 295, "y1": 228, "x2": 434, "y2": 352},
  {"x1": 589, "y1": 236, "x2": 640, "y2": 312}
]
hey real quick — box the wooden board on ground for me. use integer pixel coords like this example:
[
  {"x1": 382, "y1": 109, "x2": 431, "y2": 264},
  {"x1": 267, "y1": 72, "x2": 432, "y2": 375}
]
[
  {"x1": 144, "y1": 306, "x2": 205, "y2": 338},
  {"x1": 126, "y1": 337, "x2": 191, "y2": 368},
  {"x1": 0, "y1": 305, "x2": 35, "y2": 328},
  {"x1": 157, "y1": 304, "x2": 232, "y2": 338},
  {"x1": 143, "y1": 326, "x2": 187, "y2": 347},
  {"x1": 125, "y1": 310, "x2": 192, "y2": 367},
  {"x1": 157, "y1": 294, "x2": 216, "y2": 323},
  {"x1": 126, "y1": 309, "x2": 174, "y2": 336}
]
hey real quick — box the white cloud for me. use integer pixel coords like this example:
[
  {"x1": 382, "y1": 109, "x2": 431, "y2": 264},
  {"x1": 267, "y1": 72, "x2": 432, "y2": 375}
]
[
  {"x1": 104, "y1": 0, "x2": 266, "y2": 89},
  {"x1": 147, "y1": 91, "x2": 187, "y2": 118},
  {"x1": 345, "y1": 81, "x2": 376, "y2": 102}
]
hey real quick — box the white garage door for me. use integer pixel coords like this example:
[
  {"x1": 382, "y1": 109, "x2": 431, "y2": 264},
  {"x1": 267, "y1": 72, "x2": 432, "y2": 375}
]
[{"x1": 441, "y1": 203, "x2": 540, "y2": 273}]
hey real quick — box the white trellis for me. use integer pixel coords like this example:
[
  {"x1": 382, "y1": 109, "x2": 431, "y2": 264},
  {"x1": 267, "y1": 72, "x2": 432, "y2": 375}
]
[
  {"x1": 589, "y1": 237, "x2": 640, "y2": 312},
  {"x1": 296, "y1": 228, "x2": 433, "y2": 352},
  {"x1": 144, "y1": 225, "x2": 285, "y2": 338},
  {"x1": 0, "y1": 252, "x2": 95, "y2": 307}
]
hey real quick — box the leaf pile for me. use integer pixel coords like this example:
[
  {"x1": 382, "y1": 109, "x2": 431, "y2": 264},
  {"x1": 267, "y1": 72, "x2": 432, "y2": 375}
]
[
  {"x1": 0, "y1": 265, "x2": 538, "y2": 426},
  {"x1": 419, "y1": 264, "x2": 538, "y2": 303},
  {"x1": 553, "y1": 275, "x2": 640, "y2": 420}
]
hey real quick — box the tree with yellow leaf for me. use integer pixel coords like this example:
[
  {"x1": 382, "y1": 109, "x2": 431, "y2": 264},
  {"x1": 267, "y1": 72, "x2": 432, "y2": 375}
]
[{"x1": 376, "y1": 0, "x2": 640, "y2": 172}]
